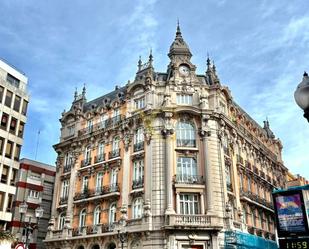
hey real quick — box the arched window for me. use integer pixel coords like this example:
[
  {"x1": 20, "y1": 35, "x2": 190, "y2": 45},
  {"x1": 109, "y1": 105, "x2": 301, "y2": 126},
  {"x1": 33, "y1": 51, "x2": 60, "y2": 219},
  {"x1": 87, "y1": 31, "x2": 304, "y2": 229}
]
[
  {"x1": 58, "y1": 212, "x2": 66, "y2": 229},
  {"x1": 79, "y1": 209, "x2": 87, "y2": 228},
  {"x1": 84, "y1": 145, "x2": 91, "y2": 164},
  {"x1": 133, "y1": 198, "x2": 143, "y2": 219},
  {"x1": 109, "y1": 203, "x2": 117, "y2": 225},
  {"x1": 93, "y1": 206, "x2": 101, "y2": 225},
  {"x1": 176, "y1": 121, "x2": 196, "y2": 147}
]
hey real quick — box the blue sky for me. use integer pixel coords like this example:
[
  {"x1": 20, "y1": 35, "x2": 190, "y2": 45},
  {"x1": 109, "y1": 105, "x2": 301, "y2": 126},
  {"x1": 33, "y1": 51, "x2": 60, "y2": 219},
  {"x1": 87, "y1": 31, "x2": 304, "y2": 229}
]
[{"x1": 0, "y1": 0, "x2": 308, "y2": 178}]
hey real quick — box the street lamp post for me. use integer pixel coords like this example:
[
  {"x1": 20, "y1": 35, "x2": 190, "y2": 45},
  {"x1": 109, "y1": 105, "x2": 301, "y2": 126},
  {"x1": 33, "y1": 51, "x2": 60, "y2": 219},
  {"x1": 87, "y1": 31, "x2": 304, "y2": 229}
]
[
  {"x1": 294, "y1": 71, "x2": 309, "y2": 122},
  {"x1": 18, "y1": 201, "x2": 44, "y2": 249}
]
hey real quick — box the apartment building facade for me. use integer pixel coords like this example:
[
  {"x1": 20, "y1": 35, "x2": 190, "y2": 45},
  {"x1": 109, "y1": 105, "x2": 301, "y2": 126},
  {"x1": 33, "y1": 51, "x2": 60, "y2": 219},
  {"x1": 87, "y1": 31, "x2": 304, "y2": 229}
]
[
  {"x1": 9, "y1": 158, "x2": 55, "y2": 249},
  {"x1": 0, "y1": 58, "x2": 29, "y2": 229},
  {"x1": 45, "y1": 25, "x2": 287, "y2": 249}
]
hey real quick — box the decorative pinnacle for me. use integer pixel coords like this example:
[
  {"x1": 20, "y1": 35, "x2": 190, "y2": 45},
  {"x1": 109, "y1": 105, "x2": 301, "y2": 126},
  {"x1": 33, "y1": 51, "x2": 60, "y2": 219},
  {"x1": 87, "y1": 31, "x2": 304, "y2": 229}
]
[
  {"x1": 206, "y1": 55, "x2": 211, "y2": 69},
  {"x1": 149, "y1": 49, "x2": 153, "y2": 64},
  {"x1": 212, "y1": 60, "x2": 216, "y2": 72},
  {"x1": 304, "y1": 71, "x2": 308, "y2": 77},
  {"x1": 74, "y1": 87, "x2": 78, "y2": 100},
  {"x1": 138, "y1": 56, "x2": 142, "y2": 71},
  {"x1": 82, "y1": 83, "x2": 86, "y2": 96},
  {"x1": 176, "y1": 19, "x2": 182, "y2": 38}
]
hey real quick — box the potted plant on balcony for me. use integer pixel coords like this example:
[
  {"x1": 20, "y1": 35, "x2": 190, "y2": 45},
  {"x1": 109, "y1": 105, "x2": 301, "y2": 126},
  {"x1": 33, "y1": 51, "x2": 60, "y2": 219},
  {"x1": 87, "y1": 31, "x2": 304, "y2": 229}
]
[{"x1": 0, "y1": 230, "x2": 16, "y2": 249}]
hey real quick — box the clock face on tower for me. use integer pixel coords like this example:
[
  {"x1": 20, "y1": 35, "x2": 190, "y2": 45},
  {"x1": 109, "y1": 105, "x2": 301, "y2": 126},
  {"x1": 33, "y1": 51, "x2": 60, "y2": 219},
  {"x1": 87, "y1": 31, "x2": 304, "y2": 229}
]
[{"x1": 179, "y1": 65, "x2": 190, "y2": 76}]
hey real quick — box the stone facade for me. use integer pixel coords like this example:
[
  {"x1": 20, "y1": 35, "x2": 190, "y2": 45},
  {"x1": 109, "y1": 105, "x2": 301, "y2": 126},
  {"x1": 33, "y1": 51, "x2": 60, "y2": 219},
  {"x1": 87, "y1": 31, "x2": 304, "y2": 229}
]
[
  {"x1": 45, "y1": 24, "x2": 287, "y2": 249},
  {"x1": 0, "y1": 58, "x2": 29, "y2": 229}
]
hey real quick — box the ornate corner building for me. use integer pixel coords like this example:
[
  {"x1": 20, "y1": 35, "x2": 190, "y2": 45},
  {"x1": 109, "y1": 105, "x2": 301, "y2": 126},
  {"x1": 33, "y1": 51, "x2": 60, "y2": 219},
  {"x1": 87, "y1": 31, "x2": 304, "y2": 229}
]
[{"x1": 45, "y1": 25, "x2": 287, "y2": 249}]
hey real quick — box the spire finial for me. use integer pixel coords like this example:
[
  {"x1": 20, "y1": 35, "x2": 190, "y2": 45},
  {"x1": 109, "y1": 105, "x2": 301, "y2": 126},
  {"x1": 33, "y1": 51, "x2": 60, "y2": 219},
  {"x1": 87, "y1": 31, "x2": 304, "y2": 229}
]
[
  {"x1": 138, "y1": 56, "x2": 142, "y2": 71},
  {"x1": 207, "y1": 54, "x2": 211, "y2": 69},
  {"x1": 74, "y1": 87, "x2": 78, "y2": 100},
  {"x1": 82, "y1": 83, "x2": 86, "y2": 96},
  {"x1": 176, "y1": 19, "x2": 182, "y2": 37},
  {"x1": 212, "y1": 60, "x2": 216, "y2": 72},
  {"x1": 304, "y1": 71, "x2": 308, "y2": 77},
  {"x1": 149, "y1": 48, "x2": 153, "y2": 65}
]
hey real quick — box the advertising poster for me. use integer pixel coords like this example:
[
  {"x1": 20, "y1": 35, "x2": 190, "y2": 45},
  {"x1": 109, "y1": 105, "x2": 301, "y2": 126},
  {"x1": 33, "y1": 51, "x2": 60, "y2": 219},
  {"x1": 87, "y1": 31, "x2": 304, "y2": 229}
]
[{"x1": 275, "y1": 192, "x2": 308, "y2": 236}]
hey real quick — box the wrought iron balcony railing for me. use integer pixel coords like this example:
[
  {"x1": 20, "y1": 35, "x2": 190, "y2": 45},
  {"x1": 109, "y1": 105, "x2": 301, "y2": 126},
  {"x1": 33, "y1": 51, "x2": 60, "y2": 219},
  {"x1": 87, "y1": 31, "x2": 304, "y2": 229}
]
[
  {"x1": 108, "y1": 149, "x2": 120, "y2": 159},
  {"x1": 133, "y1": 141, "x2": 144, "y2": 152},
  {"x1": 132, "y1": 177, "x2": 144, "y2": 189},
  {"x1": 81, "y1": 157, "x2": 92, "y2": 168},
  {"x1": 174, "y1": 175, "x2": 204, "y2": 185},
  {"x1": 176, "y1": 139, "x2": 196, "y2": 148},
  {"x1": 59, "y1": 196, "x2": 68, "y2": 205},
  {"x1": 94, "y1": 153, "x2": 105, "y2": 163}
]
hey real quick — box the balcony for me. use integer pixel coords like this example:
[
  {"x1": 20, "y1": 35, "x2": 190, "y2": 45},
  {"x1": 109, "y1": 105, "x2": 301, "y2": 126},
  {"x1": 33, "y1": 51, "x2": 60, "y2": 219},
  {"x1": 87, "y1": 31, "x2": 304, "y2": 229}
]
[
  {"x1": 94, "y1": 153, "x2": 105, "y2": 163},
  {"x1": 86, "y1": 224, "x2": 110, "y2": 234},
  {"x1": 109, "y1": 149, "x2": 120, "y2": 159},
  {"x1": 74, "y1": 184, "x2": 120, "y2": 202},
  {"x1": 240, "y1": 190, "x2": 274, "y2": 210},
  {"x1": 63, "y1": 164, "x2": 72, "y2": 173},
  {"x1": 81, "y1": 158, "x2": 92, "y2": 168},
  {"x1": 133, "y1": 141, "x2": 144, "y2": 152},
  {"x1": 132, "y1": 177, "x2": 144, "y2": 189},
  {"x1": 166, "y1": 214, "x2": 223, "y2": 229},
  {"x1": 59, "y1": 197, "x2": 68, "y2": 205},
  {"x1": 177, "y1": 139, "x2": 196, "y2": 148},
  {"x1": 174, "y1": 175, "x2": 204, "y2": 185}
]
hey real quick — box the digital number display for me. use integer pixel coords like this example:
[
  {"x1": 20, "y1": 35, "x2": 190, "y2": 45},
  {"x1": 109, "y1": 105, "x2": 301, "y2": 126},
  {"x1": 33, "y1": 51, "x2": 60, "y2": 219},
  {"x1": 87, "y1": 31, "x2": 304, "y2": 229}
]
[{"x1": 279, "y1": 238, "x2": 309, "y2": 249}]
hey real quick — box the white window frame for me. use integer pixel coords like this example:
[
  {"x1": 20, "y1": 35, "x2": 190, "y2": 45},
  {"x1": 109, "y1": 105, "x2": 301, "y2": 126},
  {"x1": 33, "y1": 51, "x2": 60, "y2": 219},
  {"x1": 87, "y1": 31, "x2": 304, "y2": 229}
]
[
  {"x1": 133, "y1": 198, "x2": 143, "y2": 219},
  {"x1": 96, "y1": 172, "x2": 103, "y2": 192},
  {"x1": 61, "y1": 179, "x2": 69, "y2": 198},
  {"x1": 87, "y1": 119, "x2": 93, "y2": 132},
  {"x1": 64, "y1": 152, "x2": 73, "y2": 167},
  {"x1": 176, "y1": 157, "x2": 197, "y2": 182},
  {"x1": 29, "y1": 190, "x2": 39, "y2": 199},
  {"x1": 112, "y1": 137, "x2": 119, "y2": 151},
  {"x1": 133, "y1": 160, "x2": 144, "y2": 181},
  {"x1": 58, "y1": 212, "x2": 66, "y2": 230},
  {"x1": 85, "y1": 146, "x2": 91, "y2": 162},
  {"x1": 110, "y1": 169, "x2": 118, "y2": 185},
  {"x1": 134, "y1": 97, "x2": 145, "y2": 109},
  {"x1": 134, "y1": 127, "x2": 144, "y2": 144},
  {"x1": 179, "y1": 194, "x2": 199, "y2": 215},
  {"x1": 109, "y1": 203, "x2": 117, "y2": 224},
  {"x1": 176, "y1": 94, "x2": 193, "y2": 105},
  {"x1": 176, "y1": 121, "x2": 196, "y2": 147},
  {"x1": 79, "y1": 209, "x2": 87, "y2": 228},
  {"x1": 100, "y1": 114, "x2": 107, "y2": 128},
  {"x1": 98, "y1": 142, "x2": 104, "y2": 157},
  {"x1": 82, "y1": 176, "x2": 89, "y2": 192},
  {"x1": 93, "y1": 205, "x2": 101, "y2": 225}
]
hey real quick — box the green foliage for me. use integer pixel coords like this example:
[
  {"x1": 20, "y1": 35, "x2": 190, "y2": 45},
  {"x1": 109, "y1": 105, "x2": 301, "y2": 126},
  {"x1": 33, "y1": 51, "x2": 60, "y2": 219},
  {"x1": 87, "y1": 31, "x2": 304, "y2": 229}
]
[{"x1": 0, "y1": 230, "x2": 15, "y2": 243}]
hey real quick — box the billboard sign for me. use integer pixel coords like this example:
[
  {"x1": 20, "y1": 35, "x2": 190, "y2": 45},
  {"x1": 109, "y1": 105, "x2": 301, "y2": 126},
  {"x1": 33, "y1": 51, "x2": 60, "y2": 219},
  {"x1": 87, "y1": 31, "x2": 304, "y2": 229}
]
[{"x1": 273, "y1": 189, "x2": 309, "y2": 237}]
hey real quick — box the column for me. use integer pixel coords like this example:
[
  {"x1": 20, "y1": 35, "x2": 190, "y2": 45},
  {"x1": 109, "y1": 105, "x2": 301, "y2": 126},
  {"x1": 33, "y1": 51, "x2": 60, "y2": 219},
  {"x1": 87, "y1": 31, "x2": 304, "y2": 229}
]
[
  {"x1": 121, "y1": 135, "x2": 131, "y2": 217},
  {"x1": 163, "y1": 129, "x2": 175, "y2": 214},
  {"x1": 65, "y1": 152, "x2": 79, "y2": 229},
  {"x1": 176, "y1": 193, "x2": 180, "y2": 214},
  {"x1": 200, "y1": 193, "x2": 205, "y2": 214},
  {"x1": 201, "y1": 130, "x2": 214, "y2": 214}
]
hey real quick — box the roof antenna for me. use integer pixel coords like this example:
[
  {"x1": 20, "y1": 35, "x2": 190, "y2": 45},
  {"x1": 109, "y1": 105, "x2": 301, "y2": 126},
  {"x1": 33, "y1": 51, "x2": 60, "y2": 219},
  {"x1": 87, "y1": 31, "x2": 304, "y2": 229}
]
[{"x1": 35, "y1": 129, "x2": 40, "y2": 160}]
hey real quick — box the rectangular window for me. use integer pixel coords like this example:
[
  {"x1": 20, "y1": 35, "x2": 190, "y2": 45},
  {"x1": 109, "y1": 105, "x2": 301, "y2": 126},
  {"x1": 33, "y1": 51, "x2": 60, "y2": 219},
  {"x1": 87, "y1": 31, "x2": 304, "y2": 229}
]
[
  {"x1": 82, "y1": 176, "x2": 89, "y2": 192},
  {"x1": 133, "y1": 160, "x2": 144, "y2": 181},
  {"x1": 86, "y1": 119, "x2": 93, "y2": 133},
  {"x1": 179, "y1": 194, "x2": 199, "y2": 215},
  {"x1": 5, "y1": 141, "x2": 13, "y2": 158},
  {"x1": 6, "y1": 194, "x2": 13, "y2": 212},
  {"x1": 176, "y1": 157, "x2": 198, "y2": 183},
  {"x1": 6, "y1": 73, "x2": 20, "y2": 88},
  {"x1": 22, "y1": 100, "x2": 28, "y2": 115},
  {"x1": 9, "y1": 117, "x2": 17, "y2": 135},
  {"x1": 4, "y1": 90, "x2": 13, "y2": 107},
  {"x1": 1, "y1": 165, "x2": 9, "y2": 184},
  {"x1": 14, "y1": 144, "x2": 21, "y2": 161},
  {"x1": 225, "y1": 163, "x2": 232, "y2": 191},
  {"x1": 134, "y1": 97, "x2": 145, "y2": 109},
  {"x1": 1, "y1": 113, "x2": 9, "y2": 130},
  {"x1": 0, "y1": 192, "x2": 5, "y2": 211},
  {"x1": 13, "y1": 95, "x2": 21, "y2": 112},
  {"x1": 29, "y1": 190, "x2": 39, "y2": 199},
  {"x1": 96, "y1": 172, "x2": 103, "y2": 192},
  {"x1": 0, "y1": 86, "x2": 4, "y2": 103},
  {"x1": 134, "y1": 128, "x2": 144, "y2": 151},
  {"x1": 18, "y1": 122, "x2": 25, "y2": 138},
  {"x1": 61, "y1": 180, "x2": 69, "y2": 198},
  {"x1": 10, "y1": 168, "x2": 17, "y2": 186},
  {"x1": 100, "y1": 114, "x2": 107, "y2": 128},
  {"x1": 176, "y1": 94, "x2": 193, "y2": 105},
  {"x1": 0, "y1": 137, "x2": 4, "y2": 155},
  {"x1": 67, "y1": 125, "x2": 75, "y2": 136}
]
